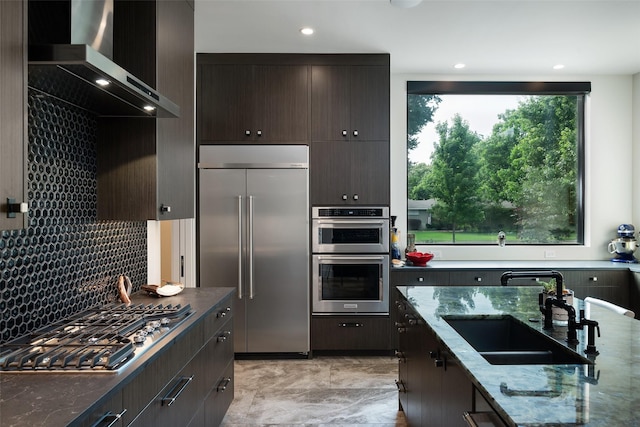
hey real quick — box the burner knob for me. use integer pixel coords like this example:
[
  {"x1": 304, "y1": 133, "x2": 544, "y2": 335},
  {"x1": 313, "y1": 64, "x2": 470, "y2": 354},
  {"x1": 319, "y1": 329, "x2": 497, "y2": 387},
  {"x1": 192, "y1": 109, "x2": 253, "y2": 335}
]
[
  {"x1": 161, "y1": 317, "x2": 170, "y2": 326},
  {"x1": 144, "y1": 325, "x2": 155, "y2": 334},
  {"x1": 133, "y1": 334, "x2": 146, "y2": 343},
  {"x1": 147, "y1": 320, "x2": 161, "y2": 329}
]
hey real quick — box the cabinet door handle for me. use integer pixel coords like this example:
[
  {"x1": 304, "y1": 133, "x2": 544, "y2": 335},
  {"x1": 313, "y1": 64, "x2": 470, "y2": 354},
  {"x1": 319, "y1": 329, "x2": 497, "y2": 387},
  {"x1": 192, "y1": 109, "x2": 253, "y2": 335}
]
[
  {"x1": 341, "y1": 130, "x2": 348, "y2": 137},
  {"x1": 352, "y1": 130, "x2": 358, "y2": 137},
  {"x1": 352, "y1": 194, "x2": 359, "y2": 201},
  {"x1": 338, "y1": 322, "x2": 363, "y2": 327},
  {"x1": 90, "y1": 409, "x2": 127, "y2": 427},
  {"x1": 342, "y1": 194, "x2": 348, "y2": 200},
  {"x1": 245, "y1": 130, "x2": 251, "y2": 136},
  {"x1": 474, "y1": 277, "x2": 482, "y2": 282},
  {"x1": 590, "y1": 276, "x2": 598, "y2": 282},
  {"x1": 237, "y1": 195, "x2": 243, "y2": 299},
  {"x1": 217, "y1": 377, "x2": 232, "y2": 392},
  {"x1": 161, "y1": 375, "x2": 194, "y2": 406},
  {"x1": 256, "y1": 129, "x2": 262, "y2": 136}
]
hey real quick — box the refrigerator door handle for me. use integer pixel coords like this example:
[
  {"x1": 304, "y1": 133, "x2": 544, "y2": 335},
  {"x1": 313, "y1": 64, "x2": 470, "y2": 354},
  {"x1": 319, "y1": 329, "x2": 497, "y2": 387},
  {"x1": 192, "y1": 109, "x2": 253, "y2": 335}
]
[
  {"x1": 237, "y1": 195, "x2": 243, "y2": 299},
  {"x1": 248, "y1": 195, "x2": 255, "y2": 299}
]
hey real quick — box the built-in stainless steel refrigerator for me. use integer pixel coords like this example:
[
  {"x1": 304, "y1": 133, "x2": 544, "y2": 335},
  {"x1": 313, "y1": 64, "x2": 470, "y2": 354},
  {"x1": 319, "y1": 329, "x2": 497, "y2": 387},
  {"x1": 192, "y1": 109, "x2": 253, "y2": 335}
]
[{"x1": 198, "y1": 145, "x2": 309, "y2": 354}]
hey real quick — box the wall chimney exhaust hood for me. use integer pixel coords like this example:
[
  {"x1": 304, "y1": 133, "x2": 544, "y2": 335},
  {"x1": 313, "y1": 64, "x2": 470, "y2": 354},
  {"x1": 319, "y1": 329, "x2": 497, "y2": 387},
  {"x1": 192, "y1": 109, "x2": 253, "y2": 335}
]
[{"x1": 28, "y1": 0, "x2": 180, "y2": 118}]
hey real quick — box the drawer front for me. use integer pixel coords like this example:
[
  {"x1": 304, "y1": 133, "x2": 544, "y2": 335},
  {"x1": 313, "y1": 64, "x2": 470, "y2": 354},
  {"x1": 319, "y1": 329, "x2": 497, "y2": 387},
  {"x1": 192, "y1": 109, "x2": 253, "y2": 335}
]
[
  {"x1": 204, "y1": 316, "x2": 234, "y2": 390},
  {"x1": 204, "y1": 296, "x2": 234, "y2": 339},
  {"x1": 130, "y1": 349, "x2": 206, "y2": 427},
  {"x1": 311, "y1": 316, "x2": 390, "y2": 350},
  {"x1": 563, "y1": 270, "x2": 630, "y2": 307},
  {"x1": 205, "y1": 361, "x2": 235, "y2": 427},
  {"x1": 450, "y1": 270, "x2": 504, "y2": 286},
  {"x1": 391, "y1": 271, "x2": 449, "y2": 286},
  {"x1": 122, "y1": 321, "x2": 204, "y2": 425}
]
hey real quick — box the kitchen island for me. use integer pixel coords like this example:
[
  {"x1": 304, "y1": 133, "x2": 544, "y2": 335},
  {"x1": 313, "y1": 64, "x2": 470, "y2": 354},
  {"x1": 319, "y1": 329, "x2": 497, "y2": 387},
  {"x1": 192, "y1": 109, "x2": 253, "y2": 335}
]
[
  {"x1": 0, "y1": 287, "x2": 235, "y2": 427},
  {"x1": 396, "y1": 285, "x2": 639, "y2": 426}
]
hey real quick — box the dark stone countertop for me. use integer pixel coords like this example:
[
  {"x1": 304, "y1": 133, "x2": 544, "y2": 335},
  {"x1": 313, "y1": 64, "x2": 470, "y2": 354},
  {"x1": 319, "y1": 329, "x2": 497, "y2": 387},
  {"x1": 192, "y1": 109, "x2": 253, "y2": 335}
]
[
  {"x1": 0, "y1": 287, "x2": 235, "y2": 427},
  {"x1": 392, "y1": 259, "x2": 638, "y2": 271},
  {"x1": 397, "y1": 285, "x2": 640, "y2": 427}
]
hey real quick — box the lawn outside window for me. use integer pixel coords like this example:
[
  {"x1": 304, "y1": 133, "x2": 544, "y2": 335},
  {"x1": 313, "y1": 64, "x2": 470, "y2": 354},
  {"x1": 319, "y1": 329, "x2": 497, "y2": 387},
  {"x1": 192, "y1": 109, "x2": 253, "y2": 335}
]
[{"x1": 407, "y1": 81, "x2": 590, "y2": 245}]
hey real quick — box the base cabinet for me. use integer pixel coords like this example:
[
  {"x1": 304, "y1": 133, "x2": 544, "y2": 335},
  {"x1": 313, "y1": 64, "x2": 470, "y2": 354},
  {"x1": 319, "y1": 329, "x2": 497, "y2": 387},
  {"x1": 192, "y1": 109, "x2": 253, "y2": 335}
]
[
  {"x1": 396, "y1": 290, "x2": 472, "y2": 427},
  {"x1": 76, "y1": 296, "x2": 235, "y2": 427},
  {"x1": 311, "y1": 316, "x2": 390, "y2": 351}
]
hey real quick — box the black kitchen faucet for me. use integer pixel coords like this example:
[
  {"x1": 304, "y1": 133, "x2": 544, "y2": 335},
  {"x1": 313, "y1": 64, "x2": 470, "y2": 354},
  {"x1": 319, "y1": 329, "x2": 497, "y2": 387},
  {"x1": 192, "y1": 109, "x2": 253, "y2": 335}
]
[{"x1": 500, "y1": 270, "x2": 599, "y2": 351}]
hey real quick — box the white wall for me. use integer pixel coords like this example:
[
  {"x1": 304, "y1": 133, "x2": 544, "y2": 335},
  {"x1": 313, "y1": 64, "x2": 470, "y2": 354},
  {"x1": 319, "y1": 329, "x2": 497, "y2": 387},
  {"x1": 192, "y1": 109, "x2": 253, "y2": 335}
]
[{"x1": 391, "y1": 73, "x2": 635, "y2": 261}]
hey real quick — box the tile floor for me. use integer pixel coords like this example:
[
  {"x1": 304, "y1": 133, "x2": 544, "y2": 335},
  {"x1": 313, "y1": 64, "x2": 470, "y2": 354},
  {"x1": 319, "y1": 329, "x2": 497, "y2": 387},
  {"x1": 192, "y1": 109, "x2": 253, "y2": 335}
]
[{"x1": 220, "y1": 356, "x2": 408, "y2": 427}]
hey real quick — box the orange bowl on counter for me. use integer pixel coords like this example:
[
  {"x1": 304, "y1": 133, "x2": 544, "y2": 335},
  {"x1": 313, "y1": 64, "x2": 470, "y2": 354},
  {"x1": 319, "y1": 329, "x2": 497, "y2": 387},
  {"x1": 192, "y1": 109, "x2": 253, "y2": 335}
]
[{"x1": 405, "y1": 251, "x2": 434, "y2": 266}]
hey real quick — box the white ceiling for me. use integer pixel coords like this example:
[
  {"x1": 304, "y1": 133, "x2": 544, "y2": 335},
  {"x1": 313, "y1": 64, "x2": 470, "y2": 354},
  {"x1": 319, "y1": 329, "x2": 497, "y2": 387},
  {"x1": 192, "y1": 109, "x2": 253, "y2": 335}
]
[{"x1": 194, "y1": 0, "x2": 640, "y2": 75}]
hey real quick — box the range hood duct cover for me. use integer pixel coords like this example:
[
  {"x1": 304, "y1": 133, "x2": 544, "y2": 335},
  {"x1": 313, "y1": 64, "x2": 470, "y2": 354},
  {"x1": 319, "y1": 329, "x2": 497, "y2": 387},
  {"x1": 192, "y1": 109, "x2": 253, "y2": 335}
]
[{"x1": 28, "y1": 0, "x2": 179, "y2": 118}]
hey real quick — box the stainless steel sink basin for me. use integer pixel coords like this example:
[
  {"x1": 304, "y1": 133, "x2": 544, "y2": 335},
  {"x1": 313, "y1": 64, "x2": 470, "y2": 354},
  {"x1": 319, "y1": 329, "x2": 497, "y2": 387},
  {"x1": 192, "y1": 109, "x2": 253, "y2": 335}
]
[{"x1": 443, "y1": 315, "x2": 593, "y2": 365}]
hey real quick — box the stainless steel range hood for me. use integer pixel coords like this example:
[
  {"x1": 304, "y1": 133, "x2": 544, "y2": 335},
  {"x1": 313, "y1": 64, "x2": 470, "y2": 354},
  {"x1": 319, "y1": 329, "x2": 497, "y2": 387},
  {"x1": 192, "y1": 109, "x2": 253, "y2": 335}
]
[{"x1": 28, "y1": 0, "x2": 180, "y2": 118}]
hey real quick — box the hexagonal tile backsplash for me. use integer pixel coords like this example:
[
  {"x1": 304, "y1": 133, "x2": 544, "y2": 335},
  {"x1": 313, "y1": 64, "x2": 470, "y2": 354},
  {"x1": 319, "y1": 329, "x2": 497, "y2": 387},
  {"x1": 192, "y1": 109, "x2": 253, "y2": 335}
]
[{"x1": 0, "y1": 91, "x2": 147, "y2": 344}]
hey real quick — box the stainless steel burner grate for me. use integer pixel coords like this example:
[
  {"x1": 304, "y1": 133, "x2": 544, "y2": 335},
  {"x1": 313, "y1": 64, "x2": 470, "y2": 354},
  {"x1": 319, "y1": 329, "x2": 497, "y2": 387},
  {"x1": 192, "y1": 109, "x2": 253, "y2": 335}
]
[{"x1": 0, "y1": 303, "x2": 192, "y2": 372}]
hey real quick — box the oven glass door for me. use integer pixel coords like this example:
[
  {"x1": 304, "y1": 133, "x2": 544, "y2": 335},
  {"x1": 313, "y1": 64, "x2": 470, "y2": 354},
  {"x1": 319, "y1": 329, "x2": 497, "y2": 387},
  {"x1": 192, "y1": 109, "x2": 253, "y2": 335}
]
[
  {"x1": 312, "y1": 219, "x2": 390, "y2": 253},
  {"x1": 313, "y1": 255, "x2": 389, "y2": 314}
]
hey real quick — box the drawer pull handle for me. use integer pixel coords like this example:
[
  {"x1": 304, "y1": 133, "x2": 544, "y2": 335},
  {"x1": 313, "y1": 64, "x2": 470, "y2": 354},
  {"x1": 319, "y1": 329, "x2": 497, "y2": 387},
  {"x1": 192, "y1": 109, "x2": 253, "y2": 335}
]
[
  {"x1": 338, "y1": 322, "x2": 363, "y2": 327},
  {"x1": 217, "y1": 331, "x2": 232, "y2": 342},
  {"x1": 90, "y1": 408, "x2": 127, "y2": 427},
  {"x1": 161, "y1": 375, "x2": 194, "y2": 406},
  {"x1": 217, "y1": 377, "x2": 232, "y2": 392},
  {"x1": 217, "y1": 306, "x2": 232, "y2": 318}
]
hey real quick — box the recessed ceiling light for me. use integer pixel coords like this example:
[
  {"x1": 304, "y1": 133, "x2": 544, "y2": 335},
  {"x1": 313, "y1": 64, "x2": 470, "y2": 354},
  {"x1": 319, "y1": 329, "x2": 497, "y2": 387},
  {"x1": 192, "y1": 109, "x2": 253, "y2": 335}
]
[
  {"x1": 300, "y1": 27, "x2": 314, "y2": 36},
  {"x1": 95, "y1": 78, "x2": 110, "y2": 86},
  {"x1": 553, "y1": 64, "x2": 565, "y2": 70},
  {"x1": 454, "y1": 63, "x2": 466, "y2": 69}
]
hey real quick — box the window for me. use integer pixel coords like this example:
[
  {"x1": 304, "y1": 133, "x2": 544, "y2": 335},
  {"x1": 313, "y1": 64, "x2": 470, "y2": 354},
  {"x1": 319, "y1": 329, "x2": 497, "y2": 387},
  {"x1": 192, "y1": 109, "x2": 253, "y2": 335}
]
[{"x1": 407, "y1": 81, "x2": 590, "y2": 245}]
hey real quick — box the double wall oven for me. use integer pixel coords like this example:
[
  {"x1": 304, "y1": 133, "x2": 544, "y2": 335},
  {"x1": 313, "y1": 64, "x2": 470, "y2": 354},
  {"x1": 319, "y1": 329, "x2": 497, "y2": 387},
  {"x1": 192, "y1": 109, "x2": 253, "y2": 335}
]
[{"x1": 312, "y1": 207, "x2": 390, "y2": 315}]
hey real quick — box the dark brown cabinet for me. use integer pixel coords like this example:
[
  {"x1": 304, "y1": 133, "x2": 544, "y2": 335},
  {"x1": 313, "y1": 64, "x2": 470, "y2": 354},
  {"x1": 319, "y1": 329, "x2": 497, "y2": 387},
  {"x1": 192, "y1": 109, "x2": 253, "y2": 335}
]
[
  {"x1": 310, "y1": 139, "x2": 389, "y2": 205},
  {"x1": 197, "y1": 56, "x2": 309, "y2": 144},
  {"x1": 0, "y1": 0, "x2": 27, "y2": 230},
  {"x1": 396, "y1": 290, "x2": 472, "y2": 427},
  {"x1": 309, "y1": 56, "x2": 390, "y2": 206},
  {"x1": 124, "y1": 296, "x2": 234, "y2": 427},
  {"x1": 311, "y1": 64, "x2": 389, "y2": 143},
  {"x1": 562, "y1": 269, "x2": 630, "y2": 308},
  {"x1": 97, "y1": 0, "x2": 195, "y2": 220},
  {"x1": 311, "y1": 315, "x2": 390, "y2": 351}
]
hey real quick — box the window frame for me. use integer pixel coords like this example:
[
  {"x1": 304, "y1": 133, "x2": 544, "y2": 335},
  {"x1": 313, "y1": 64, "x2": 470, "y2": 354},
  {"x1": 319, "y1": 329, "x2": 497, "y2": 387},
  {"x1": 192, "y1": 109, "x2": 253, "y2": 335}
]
[{"x1": 406, "y1": 81, "x2": 591, "y2": 245}]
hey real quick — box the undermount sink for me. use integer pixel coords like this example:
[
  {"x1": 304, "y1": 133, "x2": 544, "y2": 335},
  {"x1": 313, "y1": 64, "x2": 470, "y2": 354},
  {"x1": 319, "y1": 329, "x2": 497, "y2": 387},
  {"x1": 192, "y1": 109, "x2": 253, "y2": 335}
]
[{"x1": 443, "y1": 315, "x2": 593, "y2": 365}]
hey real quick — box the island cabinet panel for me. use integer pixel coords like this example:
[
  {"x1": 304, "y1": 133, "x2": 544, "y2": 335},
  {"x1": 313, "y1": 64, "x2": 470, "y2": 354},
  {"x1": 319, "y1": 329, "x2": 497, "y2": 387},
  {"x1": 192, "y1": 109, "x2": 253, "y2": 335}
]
[
  {"x1": 311, "y1": 315, "x2": 390, "y2": 351},
  {"x1": 197, "y1": 59, "x2": 309, "y2": 144},
  {"x1": 390, "y1": 271, "x2": 449, "y2": 350},
  {"x1": 98, "y1": 0, "x2": 195, "y2": 220},
  {"x1": 561, "y1": 269, "x2": 630, "y2": 308},
  {"x1": 395, "y1": 290, "x2": 472, "y2": 427},
  {"x1": 0, "y1": 0, "x2": 27, "y2": 230},
  {"x1": 631, "y1": 272, "x2": 640, "y2": 319}
]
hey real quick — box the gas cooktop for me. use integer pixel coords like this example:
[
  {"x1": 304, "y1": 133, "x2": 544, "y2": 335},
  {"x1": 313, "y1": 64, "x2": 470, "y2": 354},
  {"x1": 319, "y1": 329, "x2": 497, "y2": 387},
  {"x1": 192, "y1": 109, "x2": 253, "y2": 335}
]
[{"x1": 0, "y1": 302, "x2": 192, "y2": 373}]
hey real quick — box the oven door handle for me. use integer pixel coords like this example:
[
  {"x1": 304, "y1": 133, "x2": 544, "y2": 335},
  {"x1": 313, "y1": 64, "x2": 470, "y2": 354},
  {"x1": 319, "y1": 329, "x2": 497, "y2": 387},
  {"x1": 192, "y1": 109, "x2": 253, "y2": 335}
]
[
  {"x1": 314, "y1": 219, "x2": 387, "y2": 227},
  {"x1": 315, "y1": 255, "x2": 387, "y2": 261}
]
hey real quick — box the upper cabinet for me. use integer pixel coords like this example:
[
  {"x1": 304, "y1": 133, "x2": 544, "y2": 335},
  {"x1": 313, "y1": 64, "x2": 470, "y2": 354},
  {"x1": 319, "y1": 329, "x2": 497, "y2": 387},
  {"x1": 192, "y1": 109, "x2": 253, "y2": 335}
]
[
  {"x1": 97, "y1": 0, "x2": 194, "y2": 220},
  {"x1": 197, "y1": 55, "x2": 309, "y2": 144},
  {"x1": 311, "y1": 63, "x2": 389, "y2": 143},
  {"x1": 0, "y1": 0, "x2": 28, "y2": 230}
]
